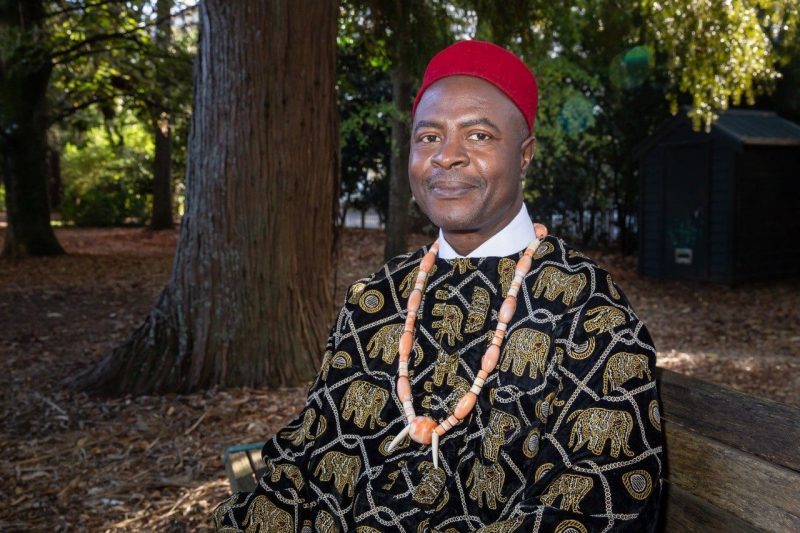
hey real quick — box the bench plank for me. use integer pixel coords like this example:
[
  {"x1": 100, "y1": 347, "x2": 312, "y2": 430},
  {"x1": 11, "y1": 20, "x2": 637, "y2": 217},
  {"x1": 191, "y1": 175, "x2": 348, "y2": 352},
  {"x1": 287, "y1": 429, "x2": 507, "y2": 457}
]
[
  {"x1": 664, "y1": 418, "x2": 800, "y2": 532},
  {"x1": 657, "y1": 368, "x2": 800, "y2": 473},
  {"x1": 223, "y1": 442, "x2": 267, "y2": 493},
  {"x1": 659, "y1": 482, "x2": 764, "y2": 533}
]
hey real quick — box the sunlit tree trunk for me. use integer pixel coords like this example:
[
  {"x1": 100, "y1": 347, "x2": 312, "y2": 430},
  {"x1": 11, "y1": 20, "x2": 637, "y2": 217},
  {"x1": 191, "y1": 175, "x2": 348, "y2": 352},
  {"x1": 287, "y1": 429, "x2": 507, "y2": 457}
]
[
  {"x1": 0, "y1": 0, "x2": 64, "y2": 258},
  {"x1": 74, "y1": 0, "x2": 339, "y2": 394}
]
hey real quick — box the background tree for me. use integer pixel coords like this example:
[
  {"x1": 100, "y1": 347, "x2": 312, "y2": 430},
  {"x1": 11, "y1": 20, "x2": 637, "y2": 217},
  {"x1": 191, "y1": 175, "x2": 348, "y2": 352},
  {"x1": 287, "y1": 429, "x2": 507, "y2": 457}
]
[
  {"x1": 150, "y1": 0, "x2": 174, "y2": 229},
  {"x1": 73, "y1": 0, "x2": 339, "y2": 394},
  {"x1": 0, "y1": 1, "x2": 65, "y2": 257}
]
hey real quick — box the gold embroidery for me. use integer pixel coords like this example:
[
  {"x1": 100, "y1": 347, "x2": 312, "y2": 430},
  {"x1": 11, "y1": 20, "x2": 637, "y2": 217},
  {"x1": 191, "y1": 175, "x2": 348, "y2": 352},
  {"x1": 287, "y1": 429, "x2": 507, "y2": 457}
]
[
  {"x1": 243, "y1": 495, "x2": 294, "y2": 532},
  {"x1": 648, "y1": 400, "x2": 662, "y2": 432},
  {"x1": 540, "y1": 473, "x2": 593, "y2": 513},
  {"x1": 465, "y1": 286, "x2": 490, "y2": 333},
  {"x1": 500, "y1": 328, "x2": 550, "y2": 378},
  {"x1": 431, "y1": 349, "x2": 459, "y2": 387},
  {"x1": 607, "y1": 274, "x2": 620, "y2": 300},
  {"x1": 568, "y1": 407, "x2": 635, "y2": 458},
  {"x1": 535, "y1": 463, "x2": 554, "y2": 482},
  {"x1": 431, "y1": 303, "x2": 464, "y2": 346},
  {"x1": 314, "y1": 451, "x2": 361, "y2": 497},
  {"x1": 356, "y1": 527, "x2": 381, "y2": 533},
  {"x1": 271, "y1": 463, "x2": 304, "y2": 490},
  {"x1": 498, "y1": 258, "x2": 516, "y2": 297},
  {"x1": 348, "y1": 282, "x2": 367, "y2": 304},
  {"x1": 366, "y1": 324, "x2": 423, "y2": 365},
  {"x1": 358, "y1": 289, "x2": 384, "y2": 313},
  {"x1": 476, "y1": 516, "x2": 525, "y2": 532},
  {"x1": 554, "y1": 519, "x2": 588, "y2": 533},
  {"x1": 282, "y1": 408, "x2": 326, "y2": 446},
  {"x1": 466, "y1": 459, "x2": 507, "y2": 509},
  {"x1": 622, "y1": 470, "x2": 653, "y2": 500},
  {"x1": 535, "y1": 390, "x2": 565, "y2": 423},
  {"x1": 315, "y1": 510, "x2": 338, "y2": 533},
  {"x1": 320, "y1": 350, "x2": 352, "y2": 381},
  {"x1": 534, "y1": 241, "x2": 555, "y2": 259},
  {"x1": 603, "y1": 352, "x2": 652, "y2": 394},
  {"x1": 532, "y1": 266, "x2": 586, "y2": 306},
  {"x1": 482, "y1": 408, "x2": 521, "y2": 461},
  {"x1": 452, "y1": 258, "x2": 476, "y2": 274},
  {"x1": 340, "y1": 380, "x2": 388, "y2": 429},
  {"x1": 568, "y1": 337, "x2": 595, "y2": 360},
  {"x1": 522, "y1": 428, "x2": 541, "y2": 458},
  {"x1": 568, "y1": 249, "x2": 588, "y2": 260},
  {"x1": 584, "y1": 305, "x2": 626, "y2": 335},
  {"x1": 412, "y1": 461, "x2": 446, "y2": 505},
  {"x1": 379, "y1": 434, "x2": 409, "y2": 456}
]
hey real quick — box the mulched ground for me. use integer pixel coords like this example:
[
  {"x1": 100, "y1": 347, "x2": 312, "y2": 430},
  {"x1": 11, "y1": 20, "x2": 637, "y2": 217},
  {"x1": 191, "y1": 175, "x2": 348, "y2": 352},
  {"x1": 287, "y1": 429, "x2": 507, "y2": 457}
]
[{"x1": 1, "y1": 227, "x2": 797, "y2": 531}]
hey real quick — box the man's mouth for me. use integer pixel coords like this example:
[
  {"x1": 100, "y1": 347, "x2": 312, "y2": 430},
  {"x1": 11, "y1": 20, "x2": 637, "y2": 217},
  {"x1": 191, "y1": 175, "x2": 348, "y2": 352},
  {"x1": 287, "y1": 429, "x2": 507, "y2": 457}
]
[{"x1": 426, "y1": 177, "x2": 479, "y2": 199}]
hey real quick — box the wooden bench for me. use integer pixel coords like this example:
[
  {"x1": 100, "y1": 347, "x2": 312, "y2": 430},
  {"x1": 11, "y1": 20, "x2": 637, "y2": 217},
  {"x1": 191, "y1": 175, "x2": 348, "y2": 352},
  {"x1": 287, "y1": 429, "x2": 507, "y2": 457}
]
[{"x1": 223, "y1": 368, "x2": 800, "y2": 531}]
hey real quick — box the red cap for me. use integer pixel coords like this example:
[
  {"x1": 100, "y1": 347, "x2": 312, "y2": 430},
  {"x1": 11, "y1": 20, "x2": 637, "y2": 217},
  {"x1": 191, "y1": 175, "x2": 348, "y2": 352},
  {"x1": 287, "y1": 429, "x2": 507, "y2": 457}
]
[{"x1": 412, "y1": 40, "x2": 538, "y2": 133}]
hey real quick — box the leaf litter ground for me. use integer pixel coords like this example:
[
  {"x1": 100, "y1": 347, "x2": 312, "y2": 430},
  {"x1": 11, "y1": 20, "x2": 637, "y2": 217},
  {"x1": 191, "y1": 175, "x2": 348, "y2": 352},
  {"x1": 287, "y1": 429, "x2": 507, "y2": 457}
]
[{"x1": 1, "y1": 227, "x2": 797, "y2": 531}]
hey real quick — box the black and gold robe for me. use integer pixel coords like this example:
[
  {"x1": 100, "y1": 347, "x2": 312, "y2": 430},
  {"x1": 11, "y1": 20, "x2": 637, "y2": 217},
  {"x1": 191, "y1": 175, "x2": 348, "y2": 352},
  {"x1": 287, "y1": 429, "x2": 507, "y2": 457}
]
[{"x1": 214, "y1": 236, "x2": 663, "y2": 532}]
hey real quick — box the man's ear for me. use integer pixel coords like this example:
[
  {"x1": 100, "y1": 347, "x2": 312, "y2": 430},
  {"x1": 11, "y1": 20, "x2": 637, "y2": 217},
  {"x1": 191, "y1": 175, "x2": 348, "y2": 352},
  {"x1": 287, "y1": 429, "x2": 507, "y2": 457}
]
[{"x1": 519, "y1": 135, "x2": 536, "y2": 178}]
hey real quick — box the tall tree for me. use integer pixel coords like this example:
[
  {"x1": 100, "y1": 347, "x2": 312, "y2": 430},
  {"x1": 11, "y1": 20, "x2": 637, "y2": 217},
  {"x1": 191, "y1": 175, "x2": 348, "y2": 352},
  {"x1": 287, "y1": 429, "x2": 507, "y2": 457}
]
[
  {"x1": 73, "y1": 0, "x2": 339, "y2": 394},
  {"x1": 0, "y1": 1, "x2": 65, "y2": 257},
  {"x1": 150, "y1": 0, "x2": 174, "y2": 230}
]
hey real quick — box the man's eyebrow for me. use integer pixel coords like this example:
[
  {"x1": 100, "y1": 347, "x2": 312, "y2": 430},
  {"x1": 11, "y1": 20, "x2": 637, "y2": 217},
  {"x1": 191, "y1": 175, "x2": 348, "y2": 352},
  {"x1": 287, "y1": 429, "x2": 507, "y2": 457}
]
[
  {"x1": 413, "y1": 120, "x2": 444, "y2": 133},
  {"x1": 459, "y1": 117, "x2": 500, "y2": 130}
]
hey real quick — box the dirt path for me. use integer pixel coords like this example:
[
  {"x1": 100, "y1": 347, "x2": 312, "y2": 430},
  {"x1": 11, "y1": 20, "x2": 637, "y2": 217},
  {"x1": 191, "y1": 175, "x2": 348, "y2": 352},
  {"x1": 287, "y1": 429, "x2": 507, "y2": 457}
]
[{"x1": 1, "y1": 227, "x2": 797, "y2": 530}]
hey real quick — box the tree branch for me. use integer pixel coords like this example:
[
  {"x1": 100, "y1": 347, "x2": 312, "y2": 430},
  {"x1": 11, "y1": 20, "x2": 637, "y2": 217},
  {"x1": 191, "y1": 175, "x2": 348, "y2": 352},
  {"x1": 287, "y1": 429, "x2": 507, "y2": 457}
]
[{"x1": 50, "y1": 4, "x2": 196, "y2": 60}]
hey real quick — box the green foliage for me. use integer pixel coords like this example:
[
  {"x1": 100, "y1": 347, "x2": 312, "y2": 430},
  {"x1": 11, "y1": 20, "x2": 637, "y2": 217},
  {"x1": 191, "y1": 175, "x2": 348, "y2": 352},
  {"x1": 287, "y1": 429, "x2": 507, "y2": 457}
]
[
  {"x1": 60, "y1": 117, "x2": 153, "y2": 226},
  {"x1": 641, "y1": 0, "x2": 799, "y2": 130}
]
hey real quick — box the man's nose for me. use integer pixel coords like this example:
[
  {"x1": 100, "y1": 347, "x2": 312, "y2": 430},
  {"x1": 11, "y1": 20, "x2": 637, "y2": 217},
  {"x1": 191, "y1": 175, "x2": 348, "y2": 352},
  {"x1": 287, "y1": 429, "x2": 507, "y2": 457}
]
[{"x1": 431, "y1": 137, "x2": 468, "y2": 169}]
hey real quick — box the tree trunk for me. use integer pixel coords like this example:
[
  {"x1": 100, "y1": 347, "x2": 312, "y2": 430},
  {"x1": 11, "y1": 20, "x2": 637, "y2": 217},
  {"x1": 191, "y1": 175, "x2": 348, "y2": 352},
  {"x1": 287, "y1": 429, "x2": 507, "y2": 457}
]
[
  {"x1": 150, "y1": 0, "x2": 174, "y2": 230},
  {"x1": 73, "y1": 0, "x2": 339, "y2": 395},
  {"x1": 383, "y1": 25, "x2": 413, "y2": 261},
  {"x1": 0, "y1": 1, "x2": 65, "y2": 258}
]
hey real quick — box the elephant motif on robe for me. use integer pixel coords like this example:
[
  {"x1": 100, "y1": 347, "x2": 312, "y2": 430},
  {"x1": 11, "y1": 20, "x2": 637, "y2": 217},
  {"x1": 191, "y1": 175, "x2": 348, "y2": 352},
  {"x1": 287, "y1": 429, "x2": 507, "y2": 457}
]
[
  {"x1": 366, "y1": 324, "x2": 423, "y2": 365},
  {"x1": 465, "y1": 286, "x2": 490, "y2": 333},
  {"x1": 499, "y1": 328, "x2": 550, "y2": 378},
  {"x1": 603, "y1": 352, "x2": 652, "y2": 394},
  {"x1": 466, "y1": 459, "x2": 507, "y2": 509},
  {"x1": 482, "y1": 408, "x2": 521, "y2": 461},
  {"x1": 412, "y1": 461, "x2": 447, "y2": 505},
  {"x1": 568, "y1": 407, "x2": 635, "y2": 458},
  {"x1": 532, "y1": 266, "x2": 586, "y2": 306},
  {"x1": 270, "y1": 463, "x2": 304, "y2": 490},
  {"x1": 584, "y1": 305, "x2": 626, "y2": 335},
  {"x1": 282, "y1": 408, "x2": 326, "y2": 446},
  {"x1": 540, "y1": 473, "x2": 593, "y2": 513},
  {"x1": 340, "y1": 380, "x2": 388, "y2": 429},
  {"x1": 431, "y1": 303, "x2": 464, "y2": 346},
  {"x1": 314, "y1": 451, "x2": 361, "y2": 497},
  {"x1": 242, "y1": 495, "x2": 294, "y2": 532}
]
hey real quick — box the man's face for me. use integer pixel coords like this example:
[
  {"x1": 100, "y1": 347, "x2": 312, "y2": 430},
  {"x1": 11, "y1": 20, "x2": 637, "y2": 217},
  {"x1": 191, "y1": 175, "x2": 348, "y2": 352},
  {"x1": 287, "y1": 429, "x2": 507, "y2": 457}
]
[{"x1": 409, "y1": 76, "x2": 534, "y2": 241}]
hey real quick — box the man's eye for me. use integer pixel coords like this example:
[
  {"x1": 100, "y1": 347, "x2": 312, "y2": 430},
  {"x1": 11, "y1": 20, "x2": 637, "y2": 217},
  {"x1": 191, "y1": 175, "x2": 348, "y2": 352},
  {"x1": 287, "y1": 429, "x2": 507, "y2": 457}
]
[
  {"x1": 420, "y1": 134, "x2": 439, "y2": 143},
  {"x1": 468, "y1": 132, "x2": 492, "y2": 141}
]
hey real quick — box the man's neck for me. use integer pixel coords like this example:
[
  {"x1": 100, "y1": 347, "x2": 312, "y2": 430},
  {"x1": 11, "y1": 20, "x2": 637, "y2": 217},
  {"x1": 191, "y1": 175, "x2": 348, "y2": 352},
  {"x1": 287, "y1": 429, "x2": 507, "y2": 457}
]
[{"x1": 438, "y1": 204, "x2": 534, "y2": 259}]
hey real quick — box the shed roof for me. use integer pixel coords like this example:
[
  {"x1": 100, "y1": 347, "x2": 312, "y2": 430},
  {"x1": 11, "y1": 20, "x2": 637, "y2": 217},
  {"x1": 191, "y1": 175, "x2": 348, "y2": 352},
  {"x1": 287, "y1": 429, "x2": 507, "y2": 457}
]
[
  {"x1": 633, "y1": 109, "x2": 800, "y2": 159},
  {"x1": 715, "y1": 110, "x2": 800, "y2": 146}
]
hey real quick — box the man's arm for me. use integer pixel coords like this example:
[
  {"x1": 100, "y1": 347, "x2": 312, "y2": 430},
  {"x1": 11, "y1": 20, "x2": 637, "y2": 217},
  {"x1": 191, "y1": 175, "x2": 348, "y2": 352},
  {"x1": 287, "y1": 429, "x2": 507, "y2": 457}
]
[{"x1": 510, "y1": 269, "x2": 663, "y2": 532}]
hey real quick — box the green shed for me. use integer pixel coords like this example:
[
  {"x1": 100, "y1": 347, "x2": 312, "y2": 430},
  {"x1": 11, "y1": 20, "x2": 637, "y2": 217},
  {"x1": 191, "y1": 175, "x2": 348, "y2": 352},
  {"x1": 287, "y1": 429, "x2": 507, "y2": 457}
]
[{"x1": 634, "y1": 109, "x2": 800, "y2": 284}]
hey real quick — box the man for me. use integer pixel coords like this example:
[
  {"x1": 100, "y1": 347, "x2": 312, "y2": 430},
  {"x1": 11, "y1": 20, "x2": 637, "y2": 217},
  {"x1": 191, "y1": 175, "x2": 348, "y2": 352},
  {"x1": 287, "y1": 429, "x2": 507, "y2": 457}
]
[{"x1": 215, "y1": 40, "x2": 662, "y2": 532}]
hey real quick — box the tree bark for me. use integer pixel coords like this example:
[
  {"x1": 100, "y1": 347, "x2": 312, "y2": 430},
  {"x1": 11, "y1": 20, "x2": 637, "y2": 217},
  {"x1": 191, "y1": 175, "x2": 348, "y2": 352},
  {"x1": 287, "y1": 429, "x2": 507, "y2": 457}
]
[
  {"x1": 73, "y1": 0, "x2": 339, "y2": 395},
  {"x1": 150, "y1": 0, "x2": 174, "y2": 230},
  {"x1": 383, "y1": 4, "x2": 413, "y2": 261},
  {"x1": 0, "y1": 1, "x2": 65, "y2": 258}
]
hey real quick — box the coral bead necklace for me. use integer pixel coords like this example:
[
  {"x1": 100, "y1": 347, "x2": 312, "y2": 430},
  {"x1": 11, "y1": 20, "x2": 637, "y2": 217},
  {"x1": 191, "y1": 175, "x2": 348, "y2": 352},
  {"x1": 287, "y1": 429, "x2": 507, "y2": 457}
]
[{"x1": 387, "y1": 224, "x2": 548, "y2": 470}]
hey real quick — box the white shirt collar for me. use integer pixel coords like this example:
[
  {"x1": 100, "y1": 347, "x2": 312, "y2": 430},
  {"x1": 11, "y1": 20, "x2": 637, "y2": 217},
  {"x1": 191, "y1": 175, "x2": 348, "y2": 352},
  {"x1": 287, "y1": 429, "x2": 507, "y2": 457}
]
[{"x1": 437, "y1": 204, "x2": 535, "y2": 259}]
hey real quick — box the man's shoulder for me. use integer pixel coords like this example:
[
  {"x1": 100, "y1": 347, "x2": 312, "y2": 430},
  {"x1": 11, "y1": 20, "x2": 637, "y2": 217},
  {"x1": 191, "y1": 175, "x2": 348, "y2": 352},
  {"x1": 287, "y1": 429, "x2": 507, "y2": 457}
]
[
  {"x1": 340, "y1": 245, "x2": 429, "y2": 306},
  {"x1": 534, "y1": 235, "x2": 628, "y2": 309}
]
